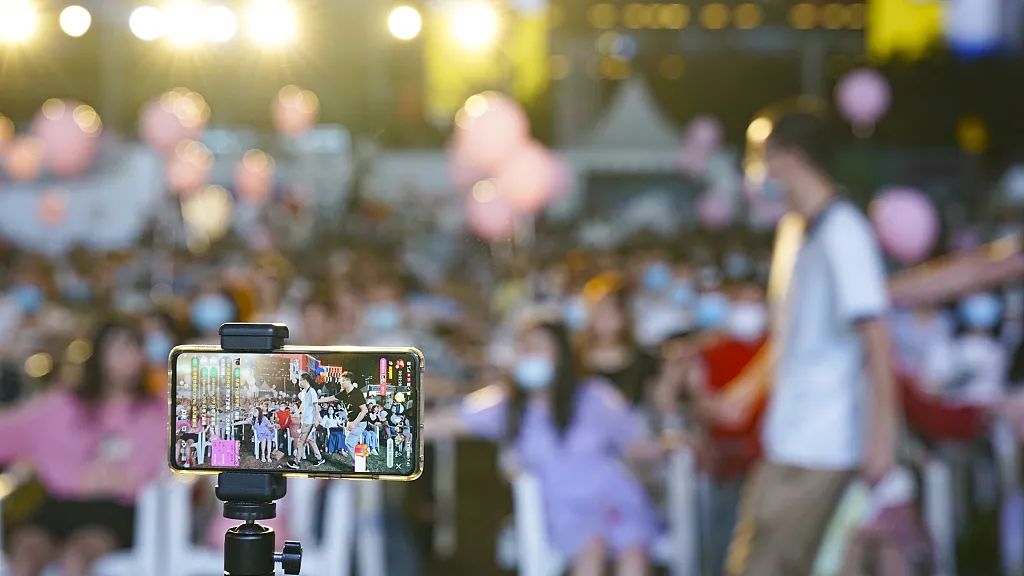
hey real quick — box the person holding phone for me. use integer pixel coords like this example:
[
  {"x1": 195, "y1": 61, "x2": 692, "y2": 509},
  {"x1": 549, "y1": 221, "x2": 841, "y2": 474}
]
[
  {"x1": 292, "y1": 373, "x2": 325, "y2": 467},
  {"x1": 318, "y1": 375, "x2": 368, "y2": 458}
]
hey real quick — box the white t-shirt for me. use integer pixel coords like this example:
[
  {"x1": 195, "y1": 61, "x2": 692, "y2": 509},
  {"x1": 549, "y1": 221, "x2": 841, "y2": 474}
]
[
  {"x1": 763, "y1": 201, "x2": 890, "y2": 470},
  {"x1": 300, "y1": 387, "x2": 319, "y2": 426}
]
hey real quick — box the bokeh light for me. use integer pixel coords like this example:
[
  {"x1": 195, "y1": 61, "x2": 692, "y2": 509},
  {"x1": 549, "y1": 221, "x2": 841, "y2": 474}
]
[
  {"x1": 388, "y1": 5, "x2": 422, "y2": 41},
  {"x1": 587, "y1": 3, "x2": 616, "y2": 29},
  {"x1": 0, "y1": 0, "x2": 38, "y2": 44},
  {"x1": 734, "y1": 3, "x2": 763, "y2": 30},
  {"x1": 655, "y1": 4, "x2": 689, "y2": 29},
  {"x1": 130, "y1": 5, "x2": 164, "y2": 41},
  {"x1": 450, "y1": 1, "x2": 499, "y2": 51},
  {"x1": 746, "y1": 117, "x2": 773, "y2": 144},
  {"x1": 204, "y1": 5, "x2": 238, "y2": 43},
  {"x1": 247, "y1": 0, "x2": 298, "y2": 46},
  {"x1": 789, "y1": 3, "x2": 816, "y2": 30},
  {"x1": 165, "y1": 0, "x2": 206, "y2": 46},
  {"x1": 24, "y1": 352, "x2": 53, "y2": 379},
  {"x1": 65, "y1": 339, "x2": 92, "y2": 364},
  {"x1": 59, "y1": 5, "x2": 92, "y2": 38},
  {"x1": 700, "y1": 3, "x2": 730, "y2": 30}
]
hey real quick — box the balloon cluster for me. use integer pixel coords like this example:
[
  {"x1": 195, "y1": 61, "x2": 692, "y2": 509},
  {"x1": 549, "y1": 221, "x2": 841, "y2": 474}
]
[
  {"x1": 0, "y1": 100, "x2": 103, "y2": 184},
  {"x1": 451, "y1": 92, "x2": 569, "y2": 242}
]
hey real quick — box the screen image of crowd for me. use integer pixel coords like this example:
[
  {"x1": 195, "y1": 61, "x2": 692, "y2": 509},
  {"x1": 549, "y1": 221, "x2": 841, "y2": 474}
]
[{"x1": 174, "y1": 352, "x2": 417, "y2": 475}]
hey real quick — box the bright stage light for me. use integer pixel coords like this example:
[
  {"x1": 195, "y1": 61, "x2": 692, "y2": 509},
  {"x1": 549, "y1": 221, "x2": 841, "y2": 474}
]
[
  {"x1": 0, "y1": 0, "x2": 38, "y2": 44},
  {"x1": 747, "y1": 117, "x2": 773, "y2": 144},
  {"x1": 59, "y1": 5, "x2": 92, "y2": 37},
  {"x1": 388, "y1": 5, "x2": 422, "y2": 41},
  {"x1": 450, "y1": 1, "x2": 499, "y2": 51},
  {"x1": 204, "y1": 5, "x2": 238, "y2": 43},
  {"x1": 130, "y1": 5, "x2": 164, "y2": 41},
  {"x1": 247, "y1": 0, "x2": 297, "y2": 46},
  {"x1": 165, "y1": 1, "x2": 205, "y2": 46}
]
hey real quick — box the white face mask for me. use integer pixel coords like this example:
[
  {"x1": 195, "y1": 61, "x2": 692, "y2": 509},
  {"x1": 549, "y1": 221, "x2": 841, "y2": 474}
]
[{"x1": 727, "y1": 302, "x2": 768, "y2": 341}]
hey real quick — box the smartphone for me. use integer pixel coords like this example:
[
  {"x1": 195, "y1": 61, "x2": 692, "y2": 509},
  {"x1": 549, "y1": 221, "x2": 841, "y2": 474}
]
[{"x1": 169, "y1": 345, "x2": 423, "y2": 480}]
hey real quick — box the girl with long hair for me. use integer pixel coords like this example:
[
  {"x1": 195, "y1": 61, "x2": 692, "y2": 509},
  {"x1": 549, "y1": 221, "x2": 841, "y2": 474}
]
[
  {"x1": 429, "y1": 321, "x2": 662, "y2": 576},
  {"x1": 0, "y1": 319, "x2": 166, "y2": 576},
  {"x1": 251, "y1": 406, "x2": 274, "y2": 463}
]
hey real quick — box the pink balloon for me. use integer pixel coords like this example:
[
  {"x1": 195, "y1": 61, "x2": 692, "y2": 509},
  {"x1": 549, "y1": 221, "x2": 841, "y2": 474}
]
[
  {"x1": 139, "y1": 89, "x2": 209, "y2": 155},
  {"x1": 466, "y1": 194, "x2": 516, "y2": 242},
  {"x1": 31, "y1": 99, "x2": 101, "y2": 178},
  {"x1": 836, "y1": 68, "x2": 891, "y2": 126},
  {"x1": 870, "y1": 187, "x2": 939, "y2": 265},
  {"x1": 2, "y1": 136, "x2": 44, "y2": 182},
  {"x1": 234, "y1": 149, "x2": 275, "y2": 203},
  {"x1": 697, "y1": 192, "x2": 733, "y2": 229},
  {"x1": 452, "y1": 92, "x2": 530, "y2": 173},
  {"x1": 166, "y1": 140, "x2": 213, "y2": 196},
  {"x1": 38, "y1": 189, "x2": 69, "y2": 227},
  {"x1": 493, "y1": 141, "x2": 556, "y2": 214},
  {"x1": 273, "y1": 85, "x2": 319, "y2": 137}
]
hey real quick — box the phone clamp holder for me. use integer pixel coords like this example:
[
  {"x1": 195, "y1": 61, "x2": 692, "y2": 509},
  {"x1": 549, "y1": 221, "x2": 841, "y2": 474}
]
[{"x1": 217, "y1": 323, "x2": 301, "y2": 576}]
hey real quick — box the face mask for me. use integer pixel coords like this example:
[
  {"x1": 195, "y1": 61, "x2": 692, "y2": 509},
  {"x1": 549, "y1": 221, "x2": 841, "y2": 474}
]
[
  {"x1": 761, "y1": 179, "x2": 785, "y2": 202},
  {"x1": 513, "y1": 355, "x2": 555, "y2": 391},
  {"x1": 670, "y1": 281, "x2": 697, "y2": 306},
  {"x1": 61, "y1": 277, "x2": 91, "y2": 303},
  {"x1": 8, "y1": 284, "x2": 44, "y2": 315},
  {"x1": 146, "y1": 331, "x2": 174, "y2": 365},
  {"x1": 365, "y1": 303, "x2": 402, "y2": 332},
  {"x1": 642, "y1": 262, "x2": 673, "y2": 293},
  {"x1": 958, "y1": 293, "x2": 1003, "y2": 331},
  {"x1": 724, "y1": 253, "x2": 752, "y2": 280},
  {"x1": 727, "y1": 302, "x2": 768, "y2": 341},
  {"x1": 695, "y1": 293, "x2": 730, "y2": 329},
  {"x1": 563, "y1": 297, "x2": 588, "y2": 331},
  {"x1": 191, "y1": 294, "x2": 235, "y2": 334}
]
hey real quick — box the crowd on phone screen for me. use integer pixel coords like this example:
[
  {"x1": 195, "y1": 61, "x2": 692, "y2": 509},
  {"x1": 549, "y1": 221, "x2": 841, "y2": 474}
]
[{"x1": 0, "y1": 178, "x2": 1021, "y2": 574}]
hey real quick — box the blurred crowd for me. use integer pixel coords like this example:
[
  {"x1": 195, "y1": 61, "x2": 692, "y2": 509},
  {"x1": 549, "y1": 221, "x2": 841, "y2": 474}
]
[{"x1": 0, "y1": 149, "x2": 1023, "y2": 576}]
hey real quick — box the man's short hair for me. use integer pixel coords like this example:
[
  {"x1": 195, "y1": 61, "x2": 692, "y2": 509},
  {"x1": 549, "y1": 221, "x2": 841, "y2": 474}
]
[{"x1": 766, "y1": 111, "x2": 835, "y2": 175}]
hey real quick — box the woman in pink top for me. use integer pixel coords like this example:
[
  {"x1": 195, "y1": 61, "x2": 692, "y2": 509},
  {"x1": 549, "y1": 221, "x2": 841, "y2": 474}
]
[{"x1": 0, "y1": 319, "x2": 167, "y2": 576}]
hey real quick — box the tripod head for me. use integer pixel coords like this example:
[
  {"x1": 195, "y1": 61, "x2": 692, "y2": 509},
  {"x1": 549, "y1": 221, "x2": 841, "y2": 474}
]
[{"x1": 217, "y1": 323, "x2": 302, "y2": 576}]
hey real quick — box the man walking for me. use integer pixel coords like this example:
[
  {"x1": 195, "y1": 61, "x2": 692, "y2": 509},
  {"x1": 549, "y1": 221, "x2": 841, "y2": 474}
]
[{"x1": 727, "y1": 112, "x2": 898, "y2": 576}]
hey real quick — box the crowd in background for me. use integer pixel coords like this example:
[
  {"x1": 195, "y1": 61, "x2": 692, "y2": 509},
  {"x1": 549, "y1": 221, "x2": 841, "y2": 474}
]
[{"x1": 0, "y1": 145, "x2": 1022, "y2": 575}]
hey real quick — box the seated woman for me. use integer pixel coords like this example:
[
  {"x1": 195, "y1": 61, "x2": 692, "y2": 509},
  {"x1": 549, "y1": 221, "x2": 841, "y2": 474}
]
[
  {"x1": 428, "y1": 320, "x2": 667, "y2": 576},
  {"x1": 0, "y1": 319, "x2": 167, "y2": 576}
]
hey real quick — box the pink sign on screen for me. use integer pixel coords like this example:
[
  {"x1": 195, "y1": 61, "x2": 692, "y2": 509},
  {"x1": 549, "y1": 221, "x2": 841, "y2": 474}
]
[{"x1": 211, "y1": 439, "x2": 240, "y2": 467}]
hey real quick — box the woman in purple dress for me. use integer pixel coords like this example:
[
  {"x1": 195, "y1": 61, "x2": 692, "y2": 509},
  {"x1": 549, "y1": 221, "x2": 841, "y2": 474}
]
[
  {"x1": 251, "y1": 407, "x2": 274, "y2": 463},
  {"x1": 429, "y1": 321, "x2": 659, "y2": 576}
]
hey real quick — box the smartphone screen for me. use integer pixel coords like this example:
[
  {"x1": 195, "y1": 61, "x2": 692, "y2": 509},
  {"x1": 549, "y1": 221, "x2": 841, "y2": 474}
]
[{"x1": 170, "y1": 347, "x2": 422, "y2": 479}]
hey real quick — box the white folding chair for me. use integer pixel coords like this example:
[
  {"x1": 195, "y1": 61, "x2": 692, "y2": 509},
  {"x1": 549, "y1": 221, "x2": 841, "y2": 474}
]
[
  {"x1": 924, "y1": 458, "x2": 957, "y2": 576},
  {"x1": 93, "y1": 482, "x2": 165, "y2": 576},
  {"x1": 166, "y1": 476, "x2": 224, "y2": 576},
  {"x1": 512, "y1": 473, "x2": 565, "y2": 576},
  {"x1": 657, "y1": 448, "x2": 699, "y2": 576}
]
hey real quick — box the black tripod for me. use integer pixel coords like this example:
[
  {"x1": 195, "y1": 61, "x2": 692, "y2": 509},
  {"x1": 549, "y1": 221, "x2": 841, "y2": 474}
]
[{"x1": 217, "y1": 323, "x2": 302, "y2": 576}]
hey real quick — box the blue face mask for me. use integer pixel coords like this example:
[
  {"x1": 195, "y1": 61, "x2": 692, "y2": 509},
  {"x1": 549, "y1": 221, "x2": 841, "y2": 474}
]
[
  {"x1": 62, "y1": 277, "x2": 92, "y2": 303},
  {"x1": 514, "y1": 356, "x2": 555, "y2": 391},
  {"x1": 365, "y1": 303, "x2": 402, "y2": 332},
  {"x1": 191, "y1": 294, "x2": 235, "y2": 334},
  {"x1": 959, "y1": 293, "x2": 1003, "y2": 331},
  {"x1": 670, "y1": 281, "x2": 697, "y2": 306},
  {"x1": 146, "y1": 331, "x2": 174, "y2": 365},
  {"x1": 762, "y1": 179, "x2": 785, "y2": 203},
  {"x1": 695, "y1": 293, "x2": 730, "y2": 329},
  {"x1": 563, "y1": 298, "x2": 588, "y2": 331},
  {"x1": 642, "y1": 262, "x2": 673, "y2": 293},
  {"x1": 724, "y1": 253, "x2": 752, "y2": 280},
  {"x1": 8, "y1": 284, "x2": 44, "y2": 315}
]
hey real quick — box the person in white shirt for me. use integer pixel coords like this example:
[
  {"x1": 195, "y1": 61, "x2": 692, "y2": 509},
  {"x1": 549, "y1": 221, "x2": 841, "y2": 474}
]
[
  {"x1": 289, "y1": 373, "x2": 325, "y2": 468},
  {"x1": 727, "y1": 112, "x2": 898, "y2": 576}
]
